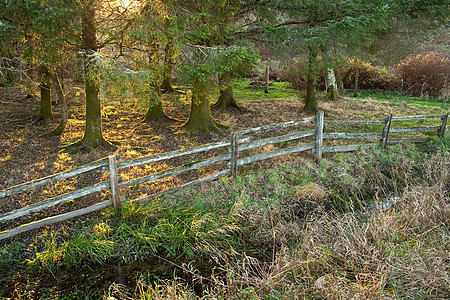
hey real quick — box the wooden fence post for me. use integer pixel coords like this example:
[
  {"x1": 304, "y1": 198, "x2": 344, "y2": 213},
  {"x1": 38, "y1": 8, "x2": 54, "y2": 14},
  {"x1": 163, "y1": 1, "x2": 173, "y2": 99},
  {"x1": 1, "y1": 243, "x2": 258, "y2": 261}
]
[
  {"x1": 315, "y1": 110, "x2": 324, "y2": 161},
  {"x1": 438, "y1": 114, "x2": 448, "y2": 137},
  {"x1": 108, "y1": 155, "x2": 121, "y2": 211},
  {"x1": 230, "y1": 132, "x2": 239, "y2": 178},
  {"x1": 381, "y1": 114, "x2": 393, "y2": 149}
]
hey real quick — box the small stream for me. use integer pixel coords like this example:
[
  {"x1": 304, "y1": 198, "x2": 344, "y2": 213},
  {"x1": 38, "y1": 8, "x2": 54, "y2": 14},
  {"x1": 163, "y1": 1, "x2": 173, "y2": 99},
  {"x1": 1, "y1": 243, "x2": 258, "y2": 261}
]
[{"x1": 2, "y1": 255, "x2": 217, "y2": 299}]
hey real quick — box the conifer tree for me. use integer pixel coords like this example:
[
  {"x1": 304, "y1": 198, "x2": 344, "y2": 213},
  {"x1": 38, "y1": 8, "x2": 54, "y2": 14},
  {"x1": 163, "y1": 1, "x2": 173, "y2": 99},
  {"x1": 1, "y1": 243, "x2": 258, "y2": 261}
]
[{"x1": 241, "y1": 0, "x2": 449, "y2": 111}]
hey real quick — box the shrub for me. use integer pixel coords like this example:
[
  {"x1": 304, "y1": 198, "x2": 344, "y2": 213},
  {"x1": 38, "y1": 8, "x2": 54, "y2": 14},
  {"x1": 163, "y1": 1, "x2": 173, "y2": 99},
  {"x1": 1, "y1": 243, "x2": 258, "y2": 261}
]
[
  {"x1": 396, "y1": 51, "x2": 450, "y2": 98},
  {"x1": 340, "y1": 58, "x2": 399, "y2": 91},
  {"x1": 279, "y1": 57, "x2": 307, "y2": 90}
]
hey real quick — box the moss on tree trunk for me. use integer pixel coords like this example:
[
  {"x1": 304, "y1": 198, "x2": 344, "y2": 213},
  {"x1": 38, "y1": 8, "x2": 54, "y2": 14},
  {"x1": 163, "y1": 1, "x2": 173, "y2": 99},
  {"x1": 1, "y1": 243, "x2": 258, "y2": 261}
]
[
  {"x1": 327, "y1": 85, "x2": 338, "y2": 100},
  {"x1": 80, "y1": 75, "x2": 109, "y2": 148},
  {"x1": 183, "y1": 80, "x2": 220, "y2": 131},
  {"x1": 142, "y1": 85, "x2": 174, "y2": 122},
  {"x1": 212, "y1": 75, "x2": 242, "y2": 111},
  {"x1": 143, "y1": 101, "x2": 169, "y2": 121},
  {"x1": 160, "y1": 76, "x2": 174, "y2": 93},
  {"x1": 73, "y1": 2, "x2": 110, "y2": 150},
  {"x1": 34, "y1": 64, "x2": 53, "y2": 122},
  {"x1": 304, "y1": 73, "x2": 318, "y2": 111}
]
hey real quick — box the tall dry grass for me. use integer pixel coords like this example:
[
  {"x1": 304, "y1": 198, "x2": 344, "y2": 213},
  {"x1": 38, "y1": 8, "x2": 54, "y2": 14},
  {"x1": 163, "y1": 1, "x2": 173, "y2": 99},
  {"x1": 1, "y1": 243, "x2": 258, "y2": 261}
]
[{"x1": 105, "y1": 145, "x2": 449, "y2": 299}]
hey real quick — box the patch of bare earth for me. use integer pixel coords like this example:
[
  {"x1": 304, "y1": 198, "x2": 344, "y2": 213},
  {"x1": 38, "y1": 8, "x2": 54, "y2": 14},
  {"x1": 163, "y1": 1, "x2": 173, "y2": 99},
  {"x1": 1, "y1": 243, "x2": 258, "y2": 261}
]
[{"x1": 0, "y1": 84, "x2": 443, "y2": 241}]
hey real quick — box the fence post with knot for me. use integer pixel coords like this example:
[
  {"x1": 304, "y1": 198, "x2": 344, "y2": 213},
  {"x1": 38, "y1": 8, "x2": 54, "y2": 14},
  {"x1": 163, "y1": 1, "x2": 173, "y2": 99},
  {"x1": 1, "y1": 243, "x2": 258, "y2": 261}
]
[
  {"x1": 230, "y1": 132, "x2": 239, "y2": 178},
  {"x1": 108, "y1": 155, "x2": 121, "y2": 212}
]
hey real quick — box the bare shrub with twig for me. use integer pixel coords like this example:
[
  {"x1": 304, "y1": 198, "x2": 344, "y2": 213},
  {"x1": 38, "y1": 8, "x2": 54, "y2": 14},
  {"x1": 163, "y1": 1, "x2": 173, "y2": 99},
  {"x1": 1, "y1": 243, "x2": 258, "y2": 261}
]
[{"x1": 397, "y1": 51, "x2": 450, "y2": 99}]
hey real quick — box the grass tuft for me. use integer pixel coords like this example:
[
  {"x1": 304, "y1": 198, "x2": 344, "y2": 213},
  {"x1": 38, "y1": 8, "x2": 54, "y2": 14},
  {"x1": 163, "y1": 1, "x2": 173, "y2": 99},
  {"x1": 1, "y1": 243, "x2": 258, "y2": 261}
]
[{"x1": 2, "y1": 138, "x2": 449, "y2": 299}]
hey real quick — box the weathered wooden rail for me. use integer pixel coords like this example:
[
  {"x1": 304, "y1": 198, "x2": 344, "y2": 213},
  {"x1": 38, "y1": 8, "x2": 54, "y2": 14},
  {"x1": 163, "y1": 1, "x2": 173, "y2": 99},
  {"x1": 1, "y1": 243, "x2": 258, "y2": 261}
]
[
  {"x1": 0, "y1": 155, "x2": 120, "y2": 240},
  {"x1": 0, "y1": 112, "x2": 448, "y2": 241}
]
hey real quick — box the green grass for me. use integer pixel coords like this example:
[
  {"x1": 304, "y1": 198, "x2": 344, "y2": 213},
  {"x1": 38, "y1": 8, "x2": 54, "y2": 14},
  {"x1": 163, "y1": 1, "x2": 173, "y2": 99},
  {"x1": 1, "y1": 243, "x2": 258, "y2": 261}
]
[
  {"x1": 106, "y1": 139, "x2": 449, "y2": 299},
  {"x1": 232, "y1": 79, "x2": 299, "y2": 102},
  {"x1": 1, "y1": 134, "x2": 449, "y2": 299},
  {"x1": 351, "y1": 90, "x2": 449, "y2": 110},
  {"x1": 16, "y1": 140, "x2": 446, "y2": 268}
]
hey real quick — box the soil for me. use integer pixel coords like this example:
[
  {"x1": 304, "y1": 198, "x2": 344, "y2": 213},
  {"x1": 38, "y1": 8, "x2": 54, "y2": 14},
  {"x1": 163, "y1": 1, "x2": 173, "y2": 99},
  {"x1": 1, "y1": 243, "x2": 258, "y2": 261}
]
[{"x1": 0, "y1": 83, "x2": 444, "y2": 242}]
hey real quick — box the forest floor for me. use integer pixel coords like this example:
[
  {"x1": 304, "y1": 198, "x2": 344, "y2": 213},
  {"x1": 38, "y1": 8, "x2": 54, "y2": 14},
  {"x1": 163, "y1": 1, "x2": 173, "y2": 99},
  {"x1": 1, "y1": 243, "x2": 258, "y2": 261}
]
[
  {"x1": 0, "y1": 82, "x2": 449, "y2": 299},
  {"x1": 0, "y1": 81, "x2": 446, "y2": 240}
]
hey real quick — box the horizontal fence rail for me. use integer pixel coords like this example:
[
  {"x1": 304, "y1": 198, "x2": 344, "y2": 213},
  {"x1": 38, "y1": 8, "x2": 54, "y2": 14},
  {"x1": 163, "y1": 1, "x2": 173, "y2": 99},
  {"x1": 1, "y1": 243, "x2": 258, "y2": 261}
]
[
  {"x1": 132, "y1": 169, "x2": 231, "y2": 205},
  {"x1": 323, "y1": 132, "x2": 383, "y2": 139},
  {"x1": 0, "y1": 181, "x2": 111, "y2": 222},
  {"x1": 389, "y1": 126, "x2": 441, "y2": 133},
  {"x1": 234, "y1": 143, "x2": 315, "y2": 167},
  {"x1": 238, "y1": 130, "x2": 315, "y2": 152},
  {"x1": 324, "y1": 120, "x2": 385, "y2": 125},
  {"x1": 322, "y1": 144, "x2": 375, "y2": 153},
  {"x1": 0, "y1": 201, "x2": 113, "y2": 241},
  {"x1": 391, "y1": 115, "x2": 446, "y2": 121},
  {"x1": 0, "y1": 155, "x2": 118, "y2": 199},
  {"x1": 0, "y1": 111, "x2": 448, "y2": 241},
  {"x1": 387, "y1": 138, "x2": 428, "y2": 144},
  {"x1": 119, "y1": 154, "x2": 230, "y2": 189},
  {"x1": 100, "y1": 138, "x2": 250, "y2": 172}
]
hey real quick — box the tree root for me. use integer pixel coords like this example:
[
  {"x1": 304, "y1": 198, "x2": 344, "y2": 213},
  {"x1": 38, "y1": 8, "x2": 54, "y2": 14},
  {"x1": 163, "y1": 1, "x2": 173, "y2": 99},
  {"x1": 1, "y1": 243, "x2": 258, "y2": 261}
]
[
  {"x1": 182, "y1": 118, "x2": 223, "y2": 132},
  {"x1": 32, "y1": 112, "x2": 53, "y2": 124},
  {"x1": 61, "y1": 138, "x2": 116, "y2": 153}
]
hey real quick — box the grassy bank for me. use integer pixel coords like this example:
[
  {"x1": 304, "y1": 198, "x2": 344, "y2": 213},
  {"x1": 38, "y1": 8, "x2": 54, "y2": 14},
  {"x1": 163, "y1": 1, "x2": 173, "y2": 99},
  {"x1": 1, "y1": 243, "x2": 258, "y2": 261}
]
[
  {"x1": 350, "y1": 90, "x2": 449, "y2": 110},
  {"x1": 1, "y1": 81, "x2": 448, "y2": 298},
  {"x1": 1, "y1": 134, "x2": 449, "y2": 299}
]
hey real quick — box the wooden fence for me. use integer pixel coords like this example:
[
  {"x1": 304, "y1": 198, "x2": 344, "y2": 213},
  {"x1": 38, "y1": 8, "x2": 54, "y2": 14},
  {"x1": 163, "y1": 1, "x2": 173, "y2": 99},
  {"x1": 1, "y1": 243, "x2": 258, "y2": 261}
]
[{"x1": 0, "y1": 112, "x2": 448, "y2": 241}]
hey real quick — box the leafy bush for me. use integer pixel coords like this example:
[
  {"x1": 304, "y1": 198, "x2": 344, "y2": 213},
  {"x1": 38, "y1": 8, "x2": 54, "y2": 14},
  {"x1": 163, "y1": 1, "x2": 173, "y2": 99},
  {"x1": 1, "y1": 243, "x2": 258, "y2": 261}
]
[
  {"x1": 340, "y1": 58, "x2": 399, "y2": 91},
  {"x1": 396, "y1": 51, "x2": 450, "y2": 98}
]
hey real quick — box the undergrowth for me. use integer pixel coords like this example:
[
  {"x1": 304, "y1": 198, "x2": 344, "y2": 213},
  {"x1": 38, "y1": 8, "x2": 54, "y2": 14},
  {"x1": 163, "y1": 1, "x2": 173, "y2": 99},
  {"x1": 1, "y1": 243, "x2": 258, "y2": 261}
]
[{"x1": 1, "y1": 135, "x2": 449, "y2": 299}]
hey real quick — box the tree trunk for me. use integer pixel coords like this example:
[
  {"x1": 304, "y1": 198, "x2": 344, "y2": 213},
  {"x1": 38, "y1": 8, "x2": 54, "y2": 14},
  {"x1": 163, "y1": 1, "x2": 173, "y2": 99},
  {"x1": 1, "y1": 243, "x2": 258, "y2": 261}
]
[
  {"x1": 160, "y1": 76, "x2": 174, "y2": 94},
  {"x1": 143, "y1": 101, "x2": 169, "y2": 121},
  {"x1": 327, "y1": 68, "x2": 338, "y2": 100},
  {"x1": 183, "y1": 80, "x2": 220, "y2": 131},
  {"x1": 304, "y1": 73, "x2": 317, "y2": 111},
  {"x1": 44, "y1": 70, "x2": 67, "y2": 136},
  {"x1": 303, "y1": 48, "x2": 318, "y2": 112},
  {"x1": 212, "y1": 75, "x2": 242, "y2": 111},
  {"x1": 78, "y1": 1, "x2": 109, "y2": 149},
  {"x1": 142, "y1": 84, "x2": 173, "y2": 122},
  {"x1": 160, "y1": 35, "x2": 174, "y2": 93},
  {"x1": 81, "y1": 60, "x2": 109, "y2": 148},
  {"x1": 34, "y1": 64, "x2": 53, "y2": 122}
]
